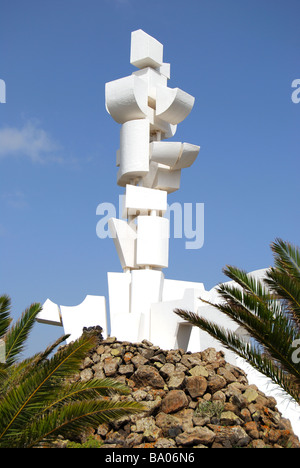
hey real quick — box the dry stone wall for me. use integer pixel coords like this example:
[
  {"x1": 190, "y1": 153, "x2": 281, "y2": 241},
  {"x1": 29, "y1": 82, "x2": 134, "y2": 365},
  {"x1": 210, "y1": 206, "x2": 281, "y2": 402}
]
[{"x1": 77, "y1": 335, "x2": 300, "y2": 449}]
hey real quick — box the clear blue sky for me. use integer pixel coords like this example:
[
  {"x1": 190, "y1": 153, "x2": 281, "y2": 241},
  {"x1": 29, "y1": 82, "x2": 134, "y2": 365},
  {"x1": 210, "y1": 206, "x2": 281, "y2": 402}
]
[{"x1": 1, "y1": 0, "x2": 299, "y2": 356}]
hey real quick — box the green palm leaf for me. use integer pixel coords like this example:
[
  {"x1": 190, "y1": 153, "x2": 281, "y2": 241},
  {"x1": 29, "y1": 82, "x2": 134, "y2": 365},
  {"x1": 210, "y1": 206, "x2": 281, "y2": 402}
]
[
  {"x1": 0, "y1": 295, "x2": 11, "y2": 339},
  {"x1": 5, "y1": 302, "x2": 42, "y2": 366},
  {"x1": 17, "y1": 399, "x2": 144, "y2": 448}
]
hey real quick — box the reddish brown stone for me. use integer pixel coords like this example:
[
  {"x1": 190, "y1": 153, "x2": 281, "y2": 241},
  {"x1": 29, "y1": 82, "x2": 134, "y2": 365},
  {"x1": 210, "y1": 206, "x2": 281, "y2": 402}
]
[
  {"x1": 161, "y1": 390, "x2": 189, "y2": 414},
  {"x1": 186, "y1": 376, "x2": 207, "y2": 398}
]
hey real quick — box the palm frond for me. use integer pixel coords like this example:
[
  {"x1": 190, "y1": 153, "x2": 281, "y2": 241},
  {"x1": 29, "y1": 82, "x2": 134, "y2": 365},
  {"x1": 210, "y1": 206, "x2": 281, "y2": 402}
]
[
  {"x1": 0, "y1": 334, "x2": 98, "y2": 441},
  {"x1": 0, "y1": 295, "x2": 12, "y2": 339},
  {"x1": 1, "y1": 335, "x2": 69, "y2": 393},
  {"x1": 271, "y1": 238, "x2": 300, "y2": 281},
  {"x1": 42, "y1": 377, "x2": 132, "y2": 411},
  {"x1": 5, "y1": 302, "x2": 42, "y2": 366},
  {"x1": 3, "y1": 399, "x2": 145, "y2": 448},
  {"x1": 265, "y1": 268, "x2": 300, "y2": 327}
]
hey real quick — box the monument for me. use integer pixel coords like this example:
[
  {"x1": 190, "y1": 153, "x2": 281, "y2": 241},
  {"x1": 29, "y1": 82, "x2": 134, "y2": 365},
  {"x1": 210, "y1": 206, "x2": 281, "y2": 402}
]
[
  {"x1": 36, "y1": 29, "x2": 264, "y2": 354},
  {"x1": 36, "y1": 31, "x2": 300, "y2": 435}
]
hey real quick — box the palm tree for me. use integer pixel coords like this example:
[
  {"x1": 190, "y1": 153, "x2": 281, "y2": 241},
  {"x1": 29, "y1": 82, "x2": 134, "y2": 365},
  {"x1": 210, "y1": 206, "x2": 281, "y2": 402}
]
[
  {"x1": 175, "y1": 239, "x2": 300, "y2": 404},
  {"x1": 0, "y1": 297, "x2": 144, "y2": 448}
]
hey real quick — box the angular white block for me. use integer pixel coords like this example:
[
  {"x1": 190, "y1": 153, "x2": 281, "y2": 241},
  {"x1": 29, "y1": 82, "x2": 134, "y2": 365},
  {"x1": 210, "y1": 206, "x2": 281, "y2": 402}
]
[
  {"x1": 130, "y1": 269, "x2": 164, "y2": 341},
  {"x1": 141, "y1": 162, "x2": 181, "y2": 193},
  {"x1": 107, "y1": 271, "x2": 132, "y2": 339},
  {"x1": 150, "y1": 288, "x2": 202, "y2": 351},
  {"x1": 108, "y1": 218, "x2": 137, "y2": 269},
  {"x1": 105, "y1": 75, "x2": 148, "y2": 124},
  {"x1": 156, "y1": 63, "x2": 171, "y2": 79},
  {"x1": 136, "y1": 215, "x2": 169, "y2": 268},
  {"x1": 117, "y1": 119, "x2": 150, "y2": 186},
  {"x1": 122, "y1": 184, "x2": 167, "y2": 218},
  {"x1": 149, "y1": 113, "x2": 177, "y2": 139},
  {"x1": 36, "y1": 299, "x2": 62, "y2": 327},
  {"x1": 130, "y1": 29, "x2": 163, "y2": 69},
  {"x1": 60, "y1": 295, "x2": 107, "y2": 344},
  {"x1": 156, "y1": 86, "x2": 195, "y2": 125},
  {"x1": 154, "y1": 168, "x2": 181, "y2": 193},
  {"x1": 132, "y1": 68, "x2": 167, "y2": 107}
]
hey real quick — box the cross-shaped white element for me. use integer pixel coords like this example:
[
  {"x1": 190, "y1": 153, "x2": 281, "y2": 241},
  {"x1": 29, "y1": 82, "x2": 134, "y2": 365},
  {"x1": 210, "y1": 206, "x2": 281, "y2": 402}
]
[{"x1": 36, "y1": 296, "x2": 107, "y2": 343}]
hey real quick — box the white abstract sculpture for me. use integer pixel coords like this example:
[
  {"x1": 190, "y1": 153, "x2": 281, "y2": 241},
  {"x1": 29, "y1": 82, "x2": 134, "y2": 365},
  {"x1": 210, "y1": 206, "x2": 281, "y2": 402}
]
[
  {"x1": 105, "y1": 29, "x2": 200, "y2": 275},
  {"x1": 104, "y1": 30, "x2": 202, "y2": 343}
]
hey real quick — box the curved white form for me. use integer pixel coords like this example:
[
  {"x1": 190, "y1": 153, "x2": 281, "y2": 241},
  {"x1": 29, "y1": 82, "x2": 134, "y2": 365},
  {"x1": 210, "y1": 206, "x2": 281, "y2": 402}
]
[
  {"x1": 156, "y1": 86, "x2": 195, "y2": 125},
  {"x1": 117, "y1": 119, "x2": 150, "y2": 186},
  {"x1": 150, "y1": 141, "x2": 182, "y2": 167},
  {"x1": 150, "y1": 141, "x2": 200, "y2": 169},
  {"x1": 105, "y1": 75, "x2": 148, "y2": 124},
  {"x1": 172, "y1": 142, "x2": 200, "y2": 170},
  {"x1": 60, "y1": 295, "x2": 107, "y2": 344}
]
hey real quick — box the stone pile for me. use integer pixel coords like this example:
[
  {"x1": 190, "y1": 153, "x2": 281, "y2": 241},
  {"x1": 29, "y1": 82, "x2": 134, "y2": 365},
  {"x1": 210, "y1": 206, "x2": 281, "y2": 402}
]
[{"x1": 77, "y1": 335, "x2": 300, "y2": 448}]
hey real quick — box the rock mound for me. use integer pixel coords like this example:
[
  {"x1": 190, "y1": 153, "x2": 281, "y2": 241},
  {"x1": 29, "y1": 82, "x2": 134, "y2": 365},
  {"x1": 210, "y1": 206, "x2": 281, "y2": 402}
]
[{"x1": 78, "y1": 336, "x2": 300, "y2": 449}]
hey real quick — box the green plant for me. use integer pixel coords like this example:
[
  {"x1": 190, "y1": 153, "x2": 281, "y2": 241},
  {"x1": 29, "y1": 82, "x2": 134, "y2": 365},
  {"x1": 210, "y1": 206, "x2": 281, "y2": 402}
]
[
  {"x1": 175, "y1": 239, "x2": 300, "y2": 404},
  {"x1": 0, "y1": 296, "x2": 144, "y2": 448},
  {"x1": 195, "y1": 400, "x2": 224, "y2": 419},
  {"x1": 66, "y1": 436, "x2": 103, "y2": 448}
]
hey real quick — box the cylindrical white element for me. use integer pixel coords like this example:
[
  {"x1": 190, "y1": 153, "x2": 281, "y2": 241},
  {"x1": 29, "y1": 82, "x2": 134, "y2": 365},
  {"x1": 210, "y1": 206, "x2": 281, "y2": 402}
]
[
  {"x1": 105, "y1": 75, "x2": 148, "y2": 124},
  {"x1": 136, "y1": 215, "x2": 169, "y2": 268},
  {"x1": 117, "y1": 119, "x2": 150, "y2": 187},
  {"x1": 156, "y1": 86, "x2": 195, "y2": 125}
]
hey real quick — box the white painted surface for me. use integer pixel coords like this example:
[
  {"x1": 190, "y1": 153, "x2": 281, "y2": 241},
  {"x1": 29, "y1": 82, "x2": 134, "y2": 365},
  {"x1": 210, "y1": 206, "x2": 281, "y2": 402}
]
[
  {"x1": 130, "y1": 29, "x2": 163, "y2": 69},
  {"x1": 60, "y1": 295, "x2": 107, "y2": 344},
  {"x1": 36, "y1": 298, "x2": 62, "y2": 327},
  {"x1": 136, "y1": 215, "x2": 169, "y2": 268},
  {"x1": 122, "y1": 184, "x2": 167, "y2": 218}
]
